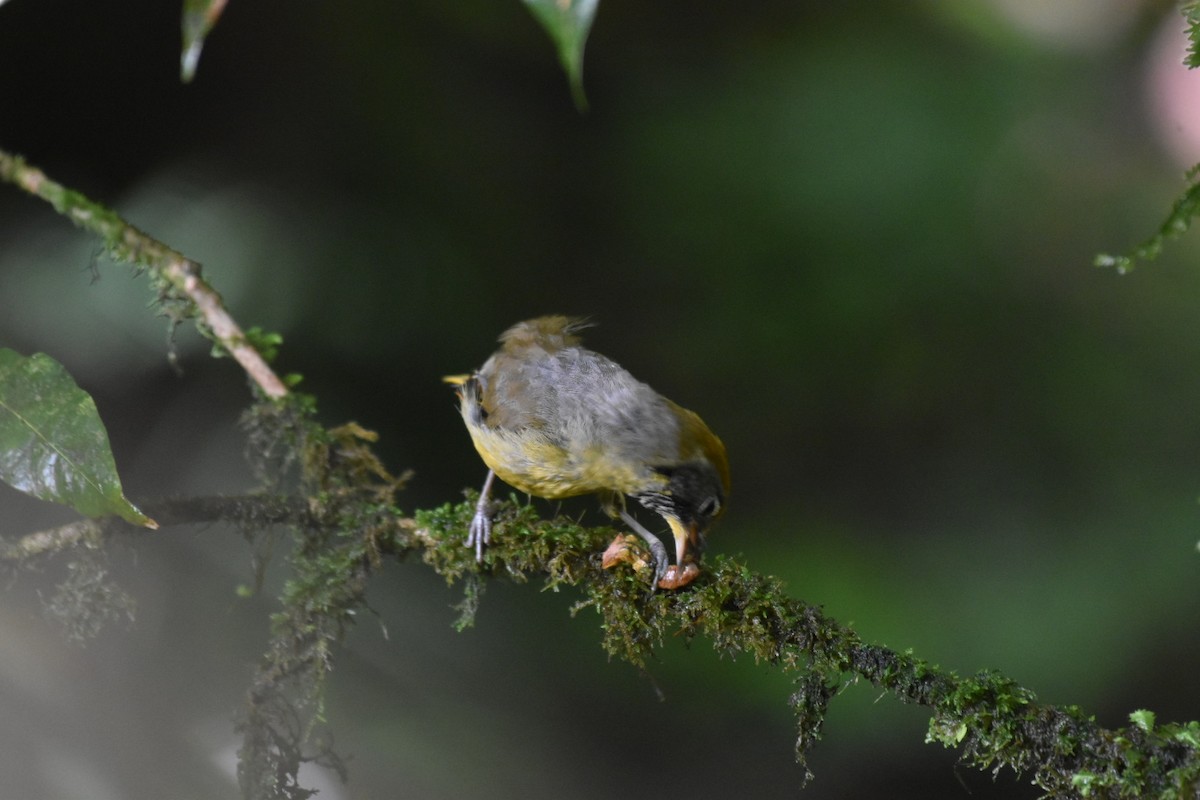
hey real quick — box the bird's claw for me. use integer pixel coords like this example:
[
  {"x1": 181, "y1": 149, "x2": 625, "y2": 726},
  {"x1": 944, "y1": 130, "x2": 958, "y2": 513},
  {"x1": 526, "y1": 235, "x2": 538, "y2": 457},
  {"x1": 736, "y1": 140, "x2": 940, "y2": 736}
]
[
  {"x1": 465, "y1": 470, "x2": 497, "y2": 562},
  {"x1": 465, "y1": 498, "x2": 492, "y2": 562},
  {"x1": 648, "y1": 539, "x2": 670, "y2": 587}
]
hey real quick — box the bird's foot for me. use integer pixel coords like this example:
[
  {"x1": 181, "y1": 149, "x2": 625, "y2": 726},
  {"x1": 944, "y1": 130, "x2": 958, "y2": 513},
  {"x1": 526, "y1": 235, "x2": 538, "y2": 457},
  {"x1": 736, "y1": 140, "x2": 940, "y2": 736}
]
[
  {"x1": 647, "y1": 539, "x2": 670, "y2": 587},
  {"x1": 465, "y1": 508, "x2": 491, "y2": 561},
  {"x1": 615, "y1": 509, "x2": 679, "y2": 590},
  {"x1": 465, "y1": 471, "x2": 496, "y2": 561}
]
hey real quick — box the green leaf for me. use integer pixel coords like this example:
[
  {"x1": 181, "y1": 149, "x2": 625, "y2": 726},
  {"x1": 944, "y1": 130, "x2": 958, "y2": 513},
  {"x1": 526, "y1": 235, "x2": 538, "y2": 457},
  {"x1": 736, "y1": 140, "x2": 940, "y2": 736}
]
[
  {"x1": 0, "y1": 349, "x2": 157, "y2": 528},
  {"x1": 181, "y1": 0, "x2": 230, "y2": 83},
  {"x1": 523, "y1": 0, "x2": 598, "y2": 111}
]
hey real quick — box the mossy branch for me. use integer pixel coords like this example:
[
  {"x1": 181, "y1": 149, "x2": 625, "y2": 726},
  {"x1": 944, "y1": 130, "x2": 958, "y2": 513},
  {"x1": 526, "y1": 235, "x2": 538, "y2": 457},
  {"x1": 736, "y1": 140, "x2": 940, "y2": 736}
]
[
  {"x1": 11, "y1": 481, "x2": 1200, "y2": 798},
  {"x1": 0, "y1": 495, "x2": 316, "y2": 562},
  {"x1": 0, "y1": 148, "x2": 288, "y2": 398},
  {"x1": 411, "y1": 500, "x2": 1200, "y2": 799}
]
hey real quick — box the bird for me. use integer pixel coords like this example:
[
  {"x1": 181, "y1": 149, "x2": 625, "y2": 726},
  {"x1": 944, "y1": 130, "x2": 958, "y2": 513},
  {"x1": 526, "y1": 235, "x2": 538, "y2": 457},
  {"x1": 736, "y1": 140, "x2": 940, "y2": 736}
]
[{"x1": 445, "y1": 315, "x2": 730, "y2": 590}]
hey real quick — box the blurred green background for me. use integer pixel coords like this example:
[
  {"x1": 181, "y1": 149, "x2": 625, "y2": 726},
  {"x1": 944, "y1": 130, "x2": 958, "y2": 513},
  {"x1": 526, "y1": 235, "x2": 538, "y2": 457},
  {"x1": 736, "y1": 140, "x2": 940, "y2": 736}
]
[{"x1": 3, "y1": 1, "x2": 1200, "y2": 797}]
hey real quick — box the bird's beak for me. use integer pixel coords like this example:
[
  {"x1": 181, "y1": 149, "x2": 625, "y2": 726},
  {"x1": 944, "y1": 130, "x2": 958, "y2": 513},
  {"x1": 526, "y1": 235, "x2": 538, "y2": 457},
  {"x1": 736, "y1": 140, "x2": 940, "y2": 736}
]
[{"x1": 666, "y1": 516, "x2": 700, "y2": 566}]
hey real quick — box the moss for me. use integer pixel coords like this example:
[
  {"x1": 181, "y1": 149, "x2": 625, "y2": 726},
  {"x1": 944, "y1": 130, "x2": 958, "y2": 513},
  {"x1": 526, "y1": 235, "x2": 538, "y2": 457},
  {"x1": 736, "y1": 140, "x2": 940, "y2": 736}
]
[
  {"x1": 43, "y1": 544, "x2": 136, "y2": 643},
  {"x1": 401, "y1": 502, "x2": 1200, "y2": 798},
  {"x1": 234, "y1": 400, "x2": 413, "y2": 800},
  {"x1": 9, "y1": 388, "x2": 1197, "y2": 798},
  {"x1": 11, "y1": 449, "x2": 1199, "y2": 799}
]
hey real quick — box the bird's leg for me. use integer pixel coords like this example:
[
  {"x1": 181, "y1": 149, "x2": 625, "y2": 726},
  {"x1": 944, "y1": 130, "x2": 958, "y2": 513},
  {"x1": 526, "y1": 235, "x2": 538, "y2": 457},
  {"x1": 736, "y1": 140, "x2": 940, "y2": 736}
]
[
  {"x1": 466, "y1": 469, "x2": 496, "y2": 561},
  {"x1": 618, "y1": 509, "x2": 670, "y2": 587}
]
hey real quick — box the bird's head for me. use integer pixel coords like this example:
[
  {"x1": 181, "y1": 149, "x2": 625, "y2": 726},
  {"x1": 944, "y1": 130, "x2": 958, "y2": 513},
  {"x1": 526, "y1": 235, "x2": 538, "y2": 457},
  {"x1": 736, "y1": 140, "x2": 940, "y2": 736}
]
[{"x1": 636, "y1": 404, "x2": 730, "y2": 571}]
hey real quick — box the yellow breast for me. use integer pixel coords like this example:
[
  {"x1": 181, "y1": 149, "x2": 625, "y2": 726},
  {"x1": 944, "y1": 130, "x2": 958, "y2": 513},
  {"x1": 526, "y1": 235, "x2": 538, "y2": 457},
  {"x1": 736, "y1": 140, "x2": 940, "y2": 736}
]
[{"x1": 465, "y1": 423, "x2": 657, "y2": 500}]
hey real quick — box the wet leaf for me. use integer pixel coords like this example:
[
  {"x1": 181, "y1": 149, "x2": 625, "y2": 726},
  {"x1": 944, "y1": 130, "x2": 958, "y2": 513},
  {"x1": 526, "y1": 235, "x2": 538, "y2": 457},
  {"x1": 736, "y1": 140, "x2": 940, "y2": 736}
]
[
  {"x1": 523, "y1": 0, "x2": 598, "y2": 110},
  {"x1": 0, "y1": 349, "x2": 157, "y2": 528}
]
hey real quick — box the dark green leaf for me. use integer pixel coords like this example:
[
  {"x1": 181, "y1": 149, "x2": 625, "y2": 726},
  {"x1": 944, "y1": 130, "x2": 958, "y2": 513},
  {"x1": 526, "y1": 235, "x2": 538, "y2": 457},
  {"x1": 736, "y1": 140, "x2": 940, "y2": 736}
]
[
  {"x1": 181, "y1": 0, "x2": 230, "y2": 83},
  {"x1": 0, "y1": 349, "x2": 157, "y2": 528},
  {"x1": 523, "y1": 0, "x2": 598, "y2": 110}
]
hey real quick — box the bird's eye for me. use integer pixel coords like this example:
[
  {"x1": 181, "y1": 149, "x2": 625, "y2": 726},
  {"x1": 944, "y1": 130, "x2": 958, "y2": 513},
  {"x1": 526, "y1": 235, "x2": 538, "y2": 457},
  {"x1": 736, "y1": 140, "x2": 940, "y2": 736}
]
[{"x1": 697, "y1": 496, "x2": 720, "y2": 518}]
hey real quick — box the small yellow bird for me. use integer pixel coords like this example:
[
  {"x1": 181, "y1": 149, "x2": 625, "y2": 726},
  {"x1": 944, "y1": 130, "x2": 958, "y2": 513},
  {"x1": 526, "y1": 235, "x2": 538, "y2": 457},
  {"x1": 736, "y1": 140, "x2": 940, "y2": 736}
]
[{"x1": 446, "y1": 316, "x2": 730, "y2": 589}]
